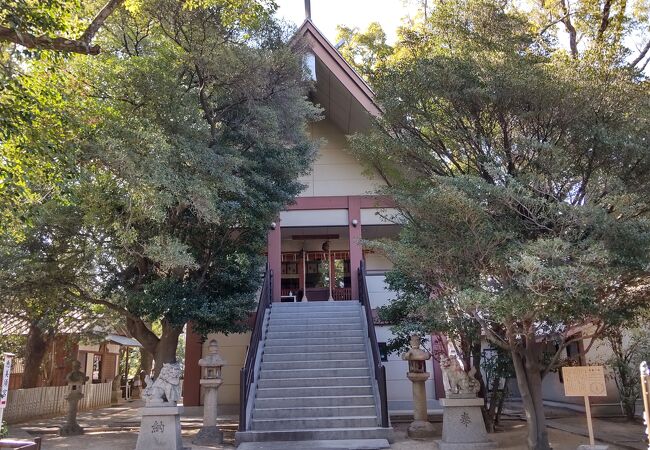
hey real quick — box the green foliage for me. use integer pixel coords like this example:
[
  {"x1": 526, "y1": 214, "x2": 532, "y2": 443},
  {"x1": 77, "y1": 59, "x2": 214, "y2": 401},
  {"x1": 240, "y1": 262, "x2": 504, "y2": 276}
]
[
  {"x1": 336, "y1": 22, "x2": 393, "y2": 82},
  {"x1": 348, "y1": 0, "x2": 650, "y2": 447},
  {"x1": 0, "y1": 0, "x2": 319, "y2": 370},
  {"x1": 605, "y1": 327, "x2": 650, "y2": 419},
  {"x1": 1, "y1": 1, "x2": 82, "y2": 36}
]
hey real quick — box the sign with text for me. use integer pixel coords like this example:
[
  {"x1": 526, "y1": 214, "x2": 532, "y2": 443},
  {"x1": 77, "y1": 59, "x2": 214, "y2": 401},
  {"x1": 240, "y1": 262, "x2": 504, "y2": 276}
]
[
  {"x1": 1, "y1": 353, "x2": 14, "y2": 408},
  {"x1": 562, "y1": 366, "x2": 607, "y2": 397}
]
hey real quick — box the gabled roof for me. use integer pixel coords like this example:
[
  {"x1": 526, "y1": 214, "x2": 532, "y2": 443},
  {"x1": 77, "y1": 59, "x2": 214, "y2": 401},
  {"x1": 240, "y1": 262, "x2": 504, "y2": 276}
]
[{"x1": 294, "y1": 19, "x2": 382, "y2": 129}]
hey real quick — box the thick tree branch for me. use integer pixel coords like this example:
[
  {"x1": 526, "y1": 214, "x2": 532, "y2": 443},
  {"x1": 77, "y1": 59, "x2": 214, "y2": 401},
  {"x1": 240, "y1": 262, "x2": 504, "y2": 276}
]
[
  {"x1": 597, "y1": 0, "x2": 612, "y2": 41},
  {"x1": 0, "y1": 0, "x2": 124, "y2": 55},
  {"x1": 80, "y1": 0, "x2": 124, "y2": 43},
  {"x1": 630, "y1": 39, "x2": 650, "y2": 68},
  {"x1": 0, "y1": 26, "x2": 100, "y2": 54},
  {"x1": 559, "y1": 0, "x2": 579, "y2": 57}
]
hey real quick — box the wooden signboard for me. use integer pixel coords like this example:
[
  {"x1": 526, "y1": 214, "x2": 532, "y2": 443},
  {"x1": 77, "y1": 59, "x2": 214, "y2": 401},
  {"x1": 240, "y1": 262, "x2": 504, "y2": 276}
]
[
  {"x1": 562, "y1": 366, "x2": 607, "y2": 397},
  {"x1": 562, "y1": 366, "x2": 607, "y2": 446}
]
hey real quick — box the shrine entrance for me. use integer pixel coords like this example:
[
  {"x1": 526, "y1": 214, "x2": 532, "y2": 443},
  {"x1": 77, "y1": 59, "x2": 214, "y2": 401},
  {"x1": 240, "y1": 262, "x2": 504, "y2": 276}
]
[{"x1": 277, "y1": 226, "x2": 353, "y2": 302}]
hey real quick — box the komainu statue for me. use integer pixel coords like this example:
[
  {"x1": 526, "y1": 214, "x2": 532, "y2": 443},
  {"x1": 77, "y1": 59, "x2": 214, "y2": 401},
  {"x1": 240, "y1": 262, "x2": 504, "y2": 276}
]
[
  {"x1": 142, "y1": 362, "x2": 182, "y2": 404},
  {"x1": 440, "y1": 355, "x2": 480, "y2": 397}
]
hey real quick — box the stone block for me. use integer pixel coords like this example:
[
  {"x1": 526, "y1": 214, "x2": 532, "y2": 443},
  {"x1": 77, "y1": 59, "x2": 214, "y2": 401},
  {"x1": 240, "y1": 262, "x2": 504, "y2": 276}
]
[
  {"x1": 135, "y1": 405, "x2": 183, "y2": 450},
  {"x1": 437, "y1": 397, "x2": 495, "y2": 450},
  {"x1": 577, "y1": 446, "x2": 609, "y2": 450}
]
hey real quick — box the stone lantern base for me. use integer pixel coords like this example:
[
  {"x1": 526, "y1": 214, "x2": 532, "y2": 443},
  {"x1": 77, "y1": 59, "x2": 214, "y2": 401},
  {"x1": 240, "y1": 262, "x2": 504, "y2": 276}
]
[
  {"x1": 193, "y1": 425, "x2": 224, "y2": 445},
  {"x1": 436, "y1": 397, "x2": 495, "y2": 450},
  {"x1": 408, "y1": 419, "x2": 436, "y2": 439},
  {"x1": 59, "y1": 423, "x2": 84, "y2": 436}
]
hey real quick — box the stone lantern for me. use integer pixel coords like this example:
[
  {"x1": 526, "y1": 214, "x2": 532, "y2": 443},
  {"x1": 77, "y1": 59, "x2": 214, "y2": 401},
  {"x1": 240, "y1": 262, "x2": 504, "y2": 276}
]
[
  {"x1": 401, "y1": 334, "x2": 436, "y2": 438},
  {"x1": 59, "y1": 360, "x2": 89, "y2": 436},
  {"x1": 193, "y1": 339, "x2": 226, "y2": 445}
]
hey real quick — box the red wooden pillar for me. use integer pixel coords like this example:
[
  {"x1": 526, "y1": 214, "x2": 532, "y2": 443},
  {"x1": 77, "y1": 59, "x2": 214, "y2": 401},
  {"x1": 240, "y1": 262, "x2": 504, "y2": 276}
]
[
  {"x1": 431, "y1": 333, "x2": 447, "y2": 399},
  {"x1": 348, "y1": 196, "x2": 362, "y2": 300},
  {"x1": 268, "y1": 223, "x2": 282, "y2": 302},
  {"x1": 183, "y1": 323, "x2": 202, "y2": 406}
]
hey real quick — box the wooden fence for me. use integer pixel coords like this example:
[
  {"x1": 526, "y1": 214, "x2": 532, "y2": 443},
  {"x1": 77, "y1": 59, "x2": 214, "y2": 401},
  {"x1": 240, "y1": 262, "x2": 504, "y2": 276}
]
[{"x1": 3, "y1": 382, "x2": 112, "y2": 424}]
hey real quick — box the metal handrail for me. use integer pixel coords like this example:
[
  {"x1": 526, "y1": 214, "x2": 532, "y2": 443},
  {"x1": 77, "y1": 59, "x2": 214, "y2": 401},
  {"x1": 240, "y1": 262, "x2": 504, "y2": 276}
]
[
  {"x1": 239, "y1": 266, "x2": 273, "y2": 431},
  {"x1": 358, "y1": 260, "x2": 389, "y2": 428}
]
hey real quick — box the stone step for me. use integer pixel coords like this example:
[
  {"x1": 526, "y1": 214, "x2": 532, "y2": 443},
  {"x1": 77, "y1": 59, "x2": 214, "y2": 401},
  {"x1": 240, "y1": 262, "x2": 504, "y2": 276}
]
[
  {"x1": 236, "y1": 439, "x2": 391, "y2": 449},
  {"x1": 252, "y1": 405, "x2": 378, "y2": 420},
  {"x1": 254, "y1": 395, "x2": 375, "y2": 409},
  {"x1": 256, "y1": 385, "x2": 373, "y2": 399},
  {"x1": 269, "y1": 314, "x2": 361, "y2": 322},
  {"x1": 262, "y1": 351, "x2": 368, "y2": 362},
  {"x1": 250, "y1": 416, "x2": 379, "y2": 431},
  {"x1": 258, "y1": 376, "x2": 371, "y2": 388},
  {"x1": 259, "y1": 368, "x2": 370, "y2": 380},
  {"x1": 271, "y1": 305, "x2": 361, "y2": 317},
  {"x1": 261, "y1": 359, "x2": 369, "y2": 371},
  {"x1": 270, "y1": 308, "x2": 361, "y2": 319},
  {"x1": 266, "y1": 324, "x2": 361, "y2": 332},
  {"x1": 265, "y1": 330, "x2": 364, "y2": 339},
  {"x1": 235, "y1": 427, "x2": 393, "y2": 444},
  {"x1": 237, "y1": 440, "x2": 390, "y2": 450},
  {"x1": 271, "y1": 301, "x2": 360, "y2": 307},
  {"x1": 268, "y1": 318, "x2": 361, "y2": 327},
  {"x1": 265, "y1": 336, "x2": 364, "y2": 346},
  {"x1": 264, "y1": 344, "x2": 366, "y2": 354}
]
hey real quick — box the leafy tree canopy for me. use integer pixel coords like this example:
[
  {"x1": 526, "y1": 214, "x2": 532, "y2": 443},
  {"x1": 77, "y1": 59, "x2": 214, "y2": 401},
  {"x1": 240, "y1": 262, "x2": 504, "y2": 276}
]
[
  {"x1": 1, "y1": 0, "x2": 318, "y2": 375},
  {"x1": 347, "y1": 1, "x2": 650, "y2": 449}
]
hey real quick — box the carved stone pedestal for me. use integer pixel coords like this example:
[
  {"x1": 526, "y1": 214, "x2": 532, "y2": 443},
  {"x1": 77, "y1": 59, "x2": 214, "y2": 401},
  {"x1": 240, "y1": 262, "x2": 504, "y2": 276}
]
[
  {"x1": 437, "y1": 397, "x2": 495, "y2": 450},
  {"x1": 193, "y1": 378, "x2": 224, "y2": 445},
  {"x1": 406, "y1": 372, "x2": 435, "y2": 438},
  {"x1": 136, "y1": 404, "x2": 183, "y2": 450},
  {"x1": 59, "y1": 390, "x2": 84, "y2": 436}
]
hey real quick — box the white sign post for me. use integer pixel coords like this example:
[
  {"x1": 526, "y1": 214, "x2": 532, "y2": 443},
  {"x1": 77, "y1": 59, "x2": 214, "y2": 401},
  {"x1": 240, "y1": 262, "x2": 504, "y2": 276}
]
[
  {"x1": 0, "y1": 353, "x2": 15, "y2": 427},
  {"x1": 562, "y1": 366, "x2": 607, "y2": 449}
]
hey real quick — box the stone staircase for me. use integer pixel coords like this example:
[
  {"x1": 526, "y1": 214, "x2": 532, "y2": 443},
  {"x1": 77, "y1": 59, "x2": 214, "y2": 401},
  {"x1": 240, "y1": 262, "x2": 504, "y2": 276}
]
[{"x1": 235, "y1": 301, "x2": 392, "y2": 449}]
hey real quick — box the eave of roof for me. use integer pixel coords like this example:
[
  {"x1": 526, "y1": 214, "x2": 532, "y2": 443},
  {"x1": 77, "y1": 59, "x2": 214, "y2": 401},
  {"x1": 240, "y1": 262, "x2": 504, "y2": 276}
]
[{"x1": 293, "y1": 19, "x2": 382, "y2": 118}]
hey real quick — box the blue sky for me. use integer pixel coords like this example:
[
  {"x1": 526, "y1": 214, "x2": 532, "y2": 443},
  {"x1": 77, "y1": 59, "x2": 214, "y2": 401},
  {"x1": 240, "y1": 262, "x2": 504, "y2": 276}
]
[{"x1": 274, "y1": 0, "x2": 418, "y2": 44}]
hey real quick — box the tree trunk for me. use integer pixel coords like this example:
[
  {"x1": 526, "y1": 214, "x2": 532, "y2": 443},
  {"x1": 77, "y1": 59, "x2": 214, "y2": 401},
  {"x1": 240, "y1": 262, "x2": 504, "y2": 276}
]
[
  {"x1": 496, "y1": 384, "x2": 508, "y2": 427},
  {"x1": 472, "y1": 341, "x2": 487, "y2": 397},
  {"x1": 511, "y1": 348, "x2": 551, "y2": 450},
  {"x1": 152, "y1": 322, "x2": 183, "y2": 377},
  {"x1": 126, "y1": 316, "x2": 183, "y2": 378},
  {"x1": 137, "y1": 347, "x2": 154, "y2": 383},
  {"x1": 485, "y1": 376, "x2": 501, "y2": 433},
  {"x1": 21, "y1": 323, "x2": 49, "y2": 389}
]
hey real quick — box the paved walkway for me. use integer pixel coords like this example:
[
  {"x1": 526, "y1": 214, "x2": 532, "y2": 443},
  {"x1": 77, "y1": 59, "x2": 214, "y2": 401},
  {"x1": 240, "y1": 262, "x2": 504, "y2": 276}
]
[
  {"x1": 4, "y1": 401, "x2": 647, "y2": 449},
  {"x1": 503, "y1": 402, "x2": 648, "y2": 449}
]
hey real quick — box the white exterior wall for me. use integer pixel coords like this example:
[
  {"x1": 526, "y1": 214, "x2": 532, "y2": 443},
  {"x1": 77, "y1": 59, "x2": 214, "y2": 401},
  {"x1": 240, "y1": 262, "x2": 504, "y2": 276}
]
[
  {"x1": 298, "y1": 119, "x2": 385, "y2": 197},
  {"x1": 361, "y1": 208, "x2": 402, "y2": 225},
  {"x1": 366, "y1": 275, "x2": 395, "y2": 310}
]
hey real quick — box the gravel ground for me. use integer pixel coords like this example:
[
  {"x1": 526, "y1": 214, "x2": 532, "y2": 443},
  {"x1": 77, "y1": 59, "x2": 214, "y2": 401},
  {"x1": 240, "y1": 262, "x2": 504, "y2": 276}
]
[{"x1": 17, "y1": 420, "x2": 625, "y2": 450}]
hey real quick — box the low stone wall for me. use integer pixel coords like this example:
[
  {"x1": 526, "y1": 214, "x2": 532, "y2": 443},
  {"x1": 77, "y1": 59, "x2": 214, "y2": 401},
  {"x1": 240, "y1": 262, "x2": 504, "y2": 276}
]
[{"x1": 3, "y1": 382, "x2": 112, "y2": 424}]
